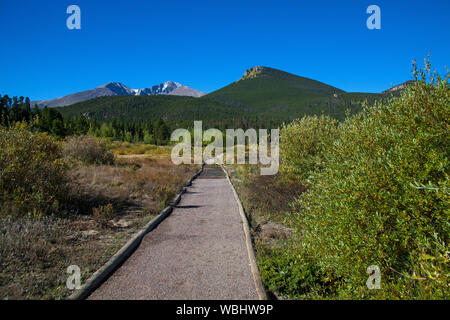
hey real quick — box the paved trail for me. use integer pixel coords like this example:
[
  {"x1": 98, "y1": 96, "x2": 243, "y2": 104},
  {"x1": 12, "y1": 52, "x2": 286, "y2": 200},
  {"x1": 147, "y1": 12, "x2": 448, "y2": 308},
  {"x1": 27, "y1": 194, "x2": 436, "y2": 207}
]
[{"x1": 88, "y1": 166, "x2": 258, "y2": 300}]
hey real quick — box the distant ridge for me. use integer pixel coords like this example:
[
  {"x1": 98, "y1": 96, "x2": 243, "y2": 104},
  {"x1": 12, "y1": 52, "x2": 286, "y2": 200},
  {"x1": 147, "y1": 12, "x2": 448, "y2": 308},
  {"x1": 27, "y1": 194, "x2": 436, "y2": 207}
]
[
  {"x1": 33, "y1": 81, "x2": 206, "y2": 108},
  {"x1": 33, "y1": 67, "x2": 408, "y2": 109}
]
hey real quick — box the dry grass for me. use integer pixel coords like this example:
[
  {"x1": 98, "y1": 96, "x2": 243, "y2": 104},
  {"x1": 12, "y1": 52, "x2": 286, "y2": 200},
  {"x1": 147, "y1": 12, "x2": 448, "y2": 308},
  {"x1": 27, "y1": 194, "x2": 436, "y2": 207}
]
[
  {"x1": 225, "y1": 163, "x2": 304, "y2": 248},
  {"x1": 226, "y1": 164, "x2": 305, "y2": 228},
  {"x1": 63, "y1": 135, "x2": 114, "y2": 165},
  {"x1": 68, "y1": 156, "x2": 195, "y2": 214},
  {"x1": 0, "y1": 144, "x2": 199, "y2": 299},
  {"x1": 0, "y1": 215, "x2": 131, "y2": 299}
]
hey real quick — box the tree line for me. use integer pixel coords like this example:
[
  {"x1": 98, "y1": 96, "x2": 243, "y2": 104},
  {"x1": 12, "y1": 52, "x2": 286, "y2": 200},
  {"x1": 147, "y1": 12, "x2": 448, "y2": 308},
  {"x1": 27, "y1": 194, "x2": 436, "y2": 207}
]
[
  {"x1": 0, "y1": 94, "x2": 172, "y2": 145},
  {"x1": 1, "y1": 94, "x2": 286, "y2": 145}
]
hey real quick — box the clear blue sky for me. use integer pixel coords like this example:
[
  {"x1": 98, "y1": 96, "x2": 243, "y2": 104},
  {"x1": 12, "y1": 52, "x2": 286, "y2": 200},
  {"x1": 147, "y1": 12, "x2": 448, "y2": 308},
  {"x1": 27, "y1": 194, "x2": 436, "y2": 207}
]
[{"x1": 0, "y1": 0, "x2": 449, "y2": 100}]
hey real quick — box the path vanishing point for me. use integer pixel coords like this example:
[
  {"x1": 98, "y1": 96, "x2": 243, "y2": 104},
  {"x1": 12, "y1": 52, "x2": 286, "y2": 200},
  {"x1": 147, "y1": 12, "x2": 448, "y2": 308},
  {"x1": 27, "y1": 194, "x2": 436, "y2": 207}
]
[{"x1": 88, "y1": 166, "x2": 260, "y2": 300}]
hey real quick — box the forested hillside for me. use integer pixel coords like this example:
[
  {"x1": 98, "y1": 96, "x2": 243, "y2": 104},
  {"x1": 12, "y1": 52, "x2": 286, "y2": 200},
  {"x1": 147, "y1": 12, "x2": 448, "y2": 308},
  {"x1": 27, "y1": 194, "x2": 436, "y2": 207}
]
[{"x1": 206, "y1": 66, "x2": 384, "y2": 120}]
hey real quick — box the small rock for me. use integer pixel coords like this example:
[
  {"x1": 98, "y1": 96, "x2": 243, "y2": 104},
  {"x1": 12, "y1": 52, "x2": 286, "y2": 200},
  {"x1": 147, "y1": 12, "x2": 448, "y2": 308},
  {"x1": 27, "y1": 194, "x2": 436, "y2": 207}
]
[
  {"x1": 81, "y1": 230, "x2": 99, "y2": 237},
  {"x1": 112, "y1": 219, "x2": 133, "y2": 228}
]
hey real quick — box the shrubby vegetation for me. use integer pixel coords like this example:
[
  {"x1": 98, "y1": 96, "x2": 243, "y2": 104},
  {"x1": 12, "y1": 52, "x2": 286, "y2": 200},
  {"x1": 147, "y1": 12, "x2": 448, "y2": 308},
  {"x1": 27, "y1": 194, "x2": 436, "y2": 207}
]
[
  {"x1": 62, "y1": 135, "x2": 114, "y2": 165},
  {"x1": 280, "y1": 115, "x2": 339, "y2": 182},
  {"x1": 0, "y1": 125, "x2": 68, "y2": 217},
  {"x1": 258, "y1": 62, "x2": 449, "y2": 299}
]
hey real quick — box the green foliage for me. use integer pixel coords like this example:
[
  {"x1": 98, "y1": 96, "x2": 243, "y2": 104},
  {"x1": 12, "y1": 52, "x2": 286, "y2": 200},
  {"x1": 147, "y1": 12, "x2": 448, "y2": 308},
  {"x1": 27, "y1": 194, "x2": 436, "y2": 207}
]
[
  {"x1": 289, "y1": 64, "x2": 449, "y2": 298},
  {"x1": 36, "y1": 107, "x2": 65, "y2": 137},
  {"x1": 0, "y1": 125, "x2": 68, "y2": 216},
  {"x1": 62, "y1": 117, "x2": 174, "y2": 145},
  {"x1": 124, "y1": 131, "x2": 133, "y2": 142},
  {"x1": 153, "y1": 118, "x2": 170, "y2": 145},
  {"x1": 0, "y1": 95, "x2": 32, "y2": 127},
  {"x1": 258, "y1": 243, "x2": 336, "y2": 299},
  {"x1": 64, "y1": 114, "x2": 89, "y2": 135},
  {"x1": 0, "y1": 94, "x2": 67, "y2": 139},
  {"x1": 280, "y1": 115, "x2": 339, "y2": 182},
  {"x1": 143, "y1": 132, "x2": 155, "y2": 144},
  {"x1": 62, "y1": 135, "x2": 114, "y2": 165}
]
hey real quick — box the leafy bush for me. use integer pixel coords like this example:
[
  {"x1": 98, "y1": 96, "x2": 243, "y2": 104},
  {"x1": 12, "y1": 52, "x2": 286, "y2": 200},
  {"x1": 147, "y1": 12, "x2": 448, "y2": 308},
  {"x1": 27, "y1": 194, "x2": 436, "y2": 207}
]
[
  {"x1": 292, "y1": 64, "x2": 449, "y2": 298},
  {"x1": 0, "y1": 125, "x2": 68, "y2": 216},
  {"x1": 258, "y1": 243, "x2": 337, "y2": 299},
  {"x1": 280, "y1": 115, "x2": 339, "y2": 182},
  {"x1": 62, "y1": 135, "x2": 114, "y2": 165}
]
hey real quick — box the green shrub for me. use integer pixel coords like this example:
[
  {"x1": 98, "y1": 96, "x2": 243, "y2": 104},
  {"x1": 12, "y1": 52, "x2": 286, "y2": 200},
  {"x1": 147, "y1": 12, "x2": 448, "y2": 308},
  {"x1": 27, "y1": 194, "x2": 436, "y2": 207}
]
[
  {"x1": 280, "y1": 115, "x2": 339, "y2": 183},
  {"x1": 293, "y1": 65, "x2": 449, "y2": 298},
  {"x1": 0, "y1": 125, "x2": 68, "y2": 216},
  {"x1": 258, "y1": 243, "x2": 337, "y2": 299},
  {"x1": 62, "y1": 135, "x2": 114, "y2": 165}
]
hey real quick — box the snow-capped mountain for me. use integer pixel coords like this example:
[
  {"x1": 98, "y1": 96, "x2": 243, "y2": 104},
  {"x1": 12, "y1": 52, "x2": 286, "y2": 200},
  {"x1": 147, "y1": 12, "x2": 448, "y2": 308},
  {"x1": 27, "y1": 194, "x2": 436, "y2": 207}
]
[
  {"x1": 132, "y1": 81, "x2": 183, "y2": 96},
  {"x1": 33, "y1": 81, "x2": 207, "y2": 108}
]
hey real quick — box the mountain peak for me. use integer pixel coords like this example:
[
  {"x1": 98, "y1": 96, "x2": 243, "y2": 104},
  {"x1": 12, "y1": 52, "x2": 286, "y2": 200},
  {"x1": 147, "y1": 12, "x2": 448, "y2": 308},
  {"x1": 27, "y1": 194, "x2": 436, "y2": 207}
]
[
  {"x1": 98, "y1": 81, "x2": 125, "y2": 88},
  {"x1": 242, "y1": 66, "x2": 269, "y2": 80},
  {"x1": 382, "y1": 80, "x2": 415, "y2": 93},
  {"x1": 164, "y1": 80, "x2": 182, "y2": 87},
  {"x1": 98, "y1": 82, "x2": 134, "y2": 95},
  {"x1": 240, "y1": 66, "x2": 301, "y2": 81}
]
